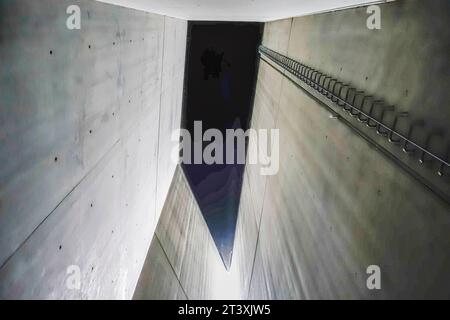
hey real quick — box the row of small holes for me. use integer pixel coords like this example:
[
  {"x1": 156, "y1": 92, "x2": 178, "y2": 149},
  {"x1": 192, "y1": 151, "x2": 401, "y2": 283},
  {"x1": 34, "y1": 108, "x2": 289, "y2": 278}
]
[
  {"x1": 52, "y1": 34, "x2": 146, "y2": 254},
  {"x1": 50, "y1": 37, "x2": 146, "y2": 54}
]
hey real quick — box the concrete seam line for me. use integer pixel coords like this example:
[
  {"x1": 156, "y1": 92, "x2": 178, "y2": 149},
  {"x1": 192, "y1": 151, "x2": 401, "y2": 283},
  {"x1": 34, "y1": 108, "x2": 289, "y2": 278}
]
[
  {"x1": 155, "y1": 234, "x2": 190, "y2": 300},
  {"x1": 0, "y1": 138, "x2": 121, "y2": 271}
]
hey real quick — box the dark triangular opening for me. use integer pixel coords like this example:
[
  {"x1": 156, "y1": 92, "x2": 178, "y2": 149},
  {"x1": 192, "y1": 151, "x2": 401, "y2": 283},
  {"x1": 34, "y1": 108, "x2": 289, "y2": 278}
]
[{"x1": 180, "y1": 21, "x2": 263, "y2": 269}]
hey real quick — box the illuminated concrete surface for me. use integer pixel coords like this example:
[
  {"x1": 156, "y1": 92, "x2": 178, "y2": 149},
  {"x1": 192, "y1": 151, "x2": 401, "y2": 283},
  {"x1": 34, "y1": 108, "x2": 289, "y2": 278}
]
[
  {"x1": 1, "y1": 0, "x2": 449, "y2": 300},
  {"x1": 136, "y1": 0, "x2": 450, "y2": 300},
  {"x1": 0, "y1": 0, "x2": 185, "y2": 299},
  {"x1": 134, "y1": 167, "x2": 241, "y2": 300},
  {"x1": 246, "y1": 0, "x2": 450, "y2": 299},
  {"x1": 96, "y1": 0, "x2": 379, "y2": 22}
]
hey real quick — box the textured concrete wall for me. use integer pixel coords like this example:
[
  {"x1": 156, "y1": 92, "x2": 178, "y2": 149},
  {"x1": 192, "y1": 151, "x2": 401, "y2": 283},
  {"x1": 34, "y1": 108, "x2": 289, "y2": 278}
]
[
  {"x1": 244, "y1": 0, "x2": 450, "y2": 299},
  {"x1": 132, "y1": 236, "x2": 187, "y2": 300},
  {"x1": 134, "y1": 166, "x2": 241, "y2": 300},
  {"x1": 0, "y1": 0, "x2": 186, "y2": 299},
  {"x1": 156, "y1": 17, "x2": 187, "y2": 217},
  {"x1": 136, "y1": 0, "x2": 450, "y2": 300}
]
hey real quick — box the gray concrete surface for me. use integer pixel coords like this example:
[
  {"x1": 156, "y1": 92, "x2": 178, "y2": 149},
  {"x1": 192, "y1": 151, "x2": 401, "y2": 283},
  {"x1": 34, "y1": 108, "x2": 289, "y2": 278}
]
[
  {"x1": 2, "y1": 0, "x2": 449, "y2": 300},
  {"x1": 96, "y1": 0, "x2": 379, "y2": 22},
  {"x1": 133, "y1": 236, "x2": 187, "y2": 300},
  {"x1": 245, "y1": 0, "x2": 450, "y2": 299},
  {"x1": 135, "y1": 166, "x2": 241, "y2": 300},
  {"x1": 0, "y1": 0, "x2": 186, "y2": 299},
  {"x1": 130, "y1": 0, "x2": 450, "y2": 300},
  {"x1": 156, "y1": 17, "x2": 187, "y2": 216}
]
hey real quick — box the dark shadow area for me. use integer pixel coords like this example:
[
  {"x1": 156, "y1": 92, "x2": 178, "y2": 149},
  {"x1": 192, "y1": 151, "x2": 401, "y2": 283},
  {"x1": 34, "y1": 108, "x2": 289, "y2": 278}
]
[{"x1": 181, "y1": 21, "x2": 263, "y2": 269}]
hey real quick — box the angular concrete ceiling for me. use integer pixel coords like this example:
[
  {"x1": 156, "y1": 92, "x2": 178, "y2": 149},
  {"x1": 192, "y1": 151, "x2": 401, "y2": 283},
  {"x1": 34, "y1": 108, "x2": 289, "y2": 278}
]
[{"x1": 96, "y1": 0, "x2": 383, "y2": 22}]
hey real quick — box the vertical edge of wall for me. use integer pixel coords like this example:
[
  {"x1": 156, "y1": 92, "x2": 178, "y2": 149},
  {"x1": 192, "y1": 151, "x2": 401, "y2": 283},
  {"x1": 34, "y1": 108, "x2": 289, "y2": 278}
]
[
  {"x1": 156, "y1": 17, "x2": 188, "y2": 220},
  {"x1": 236, "y1": 18, "x2": 293, "y2": 299},
  {"x1": 0, "y1": 1, "x2": 186, "y2": 299}
]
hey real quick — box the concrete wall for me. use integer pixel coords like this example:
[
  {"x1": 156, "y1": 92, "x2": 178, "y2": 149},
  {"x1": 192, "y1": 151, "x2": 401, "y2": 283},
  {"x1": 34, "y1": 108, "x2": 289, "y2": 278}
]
[
  {"x1": 134, "y1": 166, "x2": 241, "y2": 300},
  {"x1": 3, "y1": 0, "x2": 448, "y2": 301},
  {"x1": 133, "y1": 0, "x2": 450, "y2": 300},
  {"x1": 0, "y1": 0, "x2": 186, "y2": 299},
  {"x1": 243, "y1": 0, "x2": 450, "y2": 299}
]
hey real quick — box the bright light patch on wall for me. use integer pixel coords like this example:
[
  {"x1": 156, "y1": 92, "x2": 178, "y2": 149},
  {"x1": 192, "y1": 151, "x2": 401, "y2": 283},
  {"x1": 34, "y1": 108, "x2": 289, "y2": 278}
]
[
  {"x1": 210, "y1": 249, "x2": 241, "y2": 299},
  {"x1": 95, "y1": 0, "x2": 383, "y2": 22}
]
